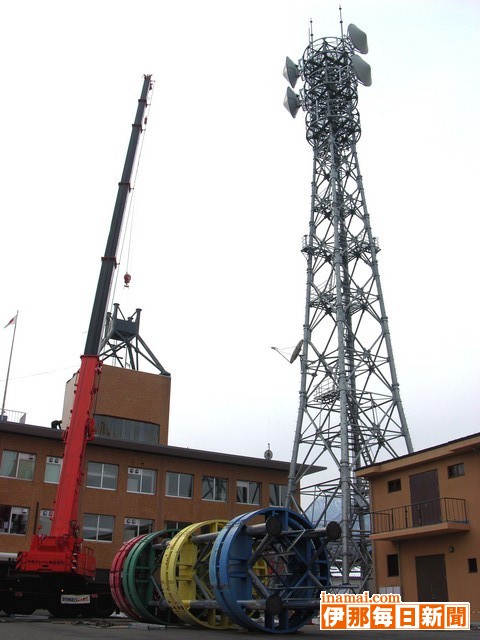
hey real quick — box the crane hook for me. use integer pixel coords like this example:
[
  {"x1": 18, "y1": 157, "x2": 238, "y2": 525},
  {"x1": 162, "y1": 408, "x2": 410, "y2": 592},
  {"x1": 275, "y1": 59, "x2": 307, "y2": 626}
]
[{"x1": 124, "y1": 272, "x2": 131, "y2": 288}]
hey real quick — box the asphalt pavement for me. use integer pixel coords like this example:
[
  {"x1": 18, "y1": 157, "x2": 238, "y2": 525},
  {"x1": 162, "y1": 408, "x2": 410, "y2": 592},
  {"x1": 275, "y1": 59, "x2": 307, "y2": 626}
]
[{"x1": 1, "y1": 613, "x2": 479, "y2": 639}]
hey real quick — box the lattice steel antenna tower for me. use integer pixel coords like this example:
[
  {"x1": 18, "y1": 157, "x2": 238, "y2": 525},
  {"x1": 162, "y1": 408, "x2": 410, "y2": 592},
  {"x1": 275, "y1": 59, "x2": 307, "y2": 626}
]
[{"x1": 282, "y1": 20, "x2": 414, "y2": 590}]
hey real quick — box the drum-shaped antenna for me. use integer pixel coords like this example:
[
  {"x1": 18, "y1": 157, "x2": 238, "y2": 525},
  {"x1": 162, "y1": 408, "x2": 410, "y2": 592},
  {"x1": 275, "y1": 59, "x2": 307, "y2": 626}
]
[
  {"x1": 283, "y1": 57, "x2": 300, "y2": 88},
  {"x1": 352, "y1": 54, "x2": 372, "y2": 87},
  {"x1": 283, "y1": 87, "x2": 301, "y2": 118},
  {"x1": 348, "y1": 23, "x2": 369, "y2": 54}
]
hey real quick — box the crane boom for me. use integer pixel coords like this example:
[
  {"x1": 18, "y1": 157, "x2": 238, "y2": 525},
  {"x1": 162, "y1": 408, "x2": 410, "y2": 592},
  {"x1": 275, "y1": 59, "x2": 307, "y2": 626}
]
[
  {"x1": 16, "y1": 75, "x2": 154, "y2": 577},
  {"x1": 85, "y1": 75, "x2": 153, "y2": 356}
]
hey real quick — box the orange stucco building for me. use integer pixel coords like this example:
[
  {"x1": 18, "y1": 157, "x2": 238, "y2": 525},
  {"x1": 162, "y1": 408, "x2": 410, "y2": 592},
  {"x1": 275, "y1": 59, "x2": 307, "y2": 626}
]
[{"x1": 357, "y1": 432, "x2": 480, "y2": 623}]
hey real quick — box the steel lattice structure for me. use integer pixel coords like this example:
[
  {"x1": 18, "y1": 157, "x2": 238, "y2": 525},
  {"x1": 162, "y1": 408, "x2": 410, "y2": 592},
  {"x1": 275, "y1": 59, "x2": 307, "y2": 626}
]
[{"x1": 283, "y1": 24, "x2": 413, "y2": 590}]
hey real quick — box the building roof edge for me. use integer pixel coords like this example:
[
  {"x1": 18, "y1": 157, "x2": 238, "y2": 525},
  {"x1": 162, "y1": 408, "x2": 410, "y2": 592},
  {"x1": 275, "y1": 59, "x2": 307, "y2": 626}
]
[
  {"x1": 0, "y1": 420, "x2": 325, "y2": 474},
  {"x1": 356, "y1": 430, "x2": 480, "y2": 477}
]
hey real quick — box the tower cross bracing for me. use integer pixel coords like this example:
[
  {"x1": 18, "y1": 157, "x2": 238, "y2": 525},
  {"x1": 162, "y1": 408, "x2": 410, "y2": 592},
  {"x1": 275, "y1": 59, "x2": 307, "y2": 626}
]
[{"x1": 283, "y1": 25, "x2": 413, "y2": 589}]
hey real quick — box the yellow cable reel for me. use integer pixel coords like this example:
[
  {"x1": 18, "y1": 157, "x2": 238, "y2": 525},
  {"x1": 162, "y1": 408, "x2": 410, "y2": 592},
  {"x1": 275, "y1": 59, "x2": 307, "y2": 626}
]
[{"x1": 160, "y1": 519, "x2": 235, "y2": 629}]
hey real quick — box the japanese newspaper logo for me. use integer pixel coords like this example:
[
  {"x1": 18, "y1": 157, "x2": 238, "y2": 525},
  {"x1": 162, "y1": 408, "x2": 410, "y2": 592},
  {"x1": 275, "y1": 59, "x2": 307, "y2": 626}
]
[{"x1": 319, "y1": 591, "x2": 470, "y2": 630}]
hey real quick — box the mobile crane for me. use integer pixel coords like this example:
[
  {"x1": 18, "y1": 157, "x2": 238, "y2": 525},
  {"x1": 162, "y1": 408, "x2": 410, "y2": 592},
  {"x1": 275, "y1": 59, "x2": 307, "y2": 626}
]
[{"x1": 0, "y1": 75, "x2": 154, "y2": 617}]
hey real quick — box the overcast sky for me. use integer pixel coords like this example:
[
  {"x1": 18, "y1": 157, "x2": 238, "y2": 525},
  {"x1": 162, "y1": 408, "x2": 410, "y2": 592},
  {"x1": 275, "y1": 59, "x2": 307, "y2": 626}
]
[{"x1": 1, "y1": 0, "x2": 479, "y2": 468}]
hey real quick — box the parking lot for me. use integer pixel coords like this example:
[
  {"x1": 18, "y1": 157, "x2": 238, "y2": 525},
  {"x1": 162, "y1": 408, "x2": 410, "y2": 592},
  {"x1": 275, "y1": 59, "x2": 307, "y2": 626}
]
[{"x1": 1, "y1": 613, "x2": 479, "y2": 640}]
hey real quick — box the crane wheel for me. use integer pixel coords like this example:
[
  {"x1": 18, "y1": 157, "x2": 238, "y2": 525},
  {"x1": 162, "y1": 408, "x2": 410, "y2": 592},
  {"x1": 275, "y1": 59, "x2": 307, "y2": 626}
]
[
  {"x1": 2, "y1": 594, "x2": 36, "y2": 615},
  {"x1": 87, "y1": 594, "x2": 116, "y2": 618}
]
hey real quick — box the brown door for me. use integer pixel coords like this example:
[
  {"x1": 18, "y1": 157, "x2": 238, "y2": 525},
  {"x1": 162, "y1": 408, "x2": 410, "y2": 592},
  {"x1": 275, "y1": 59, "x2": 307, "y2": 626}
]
[
  {"x1": 415, "y1": 554, "x2": 448, "y2": 601},
  {"x1": 409, "y1": 469, "x2": 441, "y2": 526}
]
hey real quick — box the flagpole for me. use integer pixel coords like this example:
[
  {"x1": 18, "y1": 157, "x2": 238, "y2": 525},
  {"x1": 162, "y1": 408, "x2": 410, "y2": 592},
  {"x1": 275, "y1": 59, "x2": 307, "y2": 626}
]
[{"x1": 1, "y1": 311, "x2": 19, "y2": 419}]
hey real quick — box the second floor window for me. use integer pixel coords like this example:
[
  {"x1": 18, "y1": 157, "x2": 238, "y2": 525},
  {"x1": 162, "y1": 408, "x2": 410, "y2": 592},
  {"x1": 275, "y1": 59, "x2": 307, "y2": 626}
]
[
  {"x1": 44, "y1": 456, "x2": 63, "y2": 484},
  {"x1": 269, "y1": 483, "x2": 287, "y2": 507},
  {"x1": 0, "y1": 450, "x2": 36, "y2": 480},
  {"x1": 127, "y1": 467, "x2": 157, "y2": 495},
  {"x1": 236, "y1": 480, "x2": 260, "y2": 505},
  {"x1": 166, "y1": 472, "x2": 193, "y2": 498},
  {"x1": 86, "y1": 462, "x2": 118, "y2": 490},
  {"x1": 202, "y1": 476, "x2": 228, "y2": 502},
  {"x1": 448, "y1": 463, "x2": 465, "y2": 478},
  {"x1": 387, "y1": 478, "x2": 402, "y2": 493}
]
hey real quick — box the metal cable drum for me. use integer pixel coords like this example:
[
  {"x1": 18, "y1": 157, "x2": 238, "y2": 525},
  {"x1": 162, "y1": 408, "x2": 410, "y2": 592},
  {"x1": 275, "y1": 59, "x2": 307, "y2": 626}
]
[
  {"x1": 160, "y1": 520, "x2": 235, "y2": 629},
  {"x1": 110, "y1": 534, "x2": 146, "y2": 620},
  {"x1": 209, "y1": 507, "x2": 330, "y2": 633},
  {"x1": 121, "y1": 529, "x2": 179, "y2": 624}
]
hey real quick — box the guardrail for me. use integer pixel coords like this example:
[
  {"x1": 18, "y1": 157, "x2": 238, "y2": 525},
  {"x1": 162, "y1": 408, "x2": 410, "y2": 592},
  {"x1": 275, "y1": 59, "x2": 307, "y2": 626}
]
[
  {"x1": 372, "y1": 497, "x2": 468, "y2": 533},
  {"x1": 0, "y1": 409, "x2": 27, "y2": 424}
]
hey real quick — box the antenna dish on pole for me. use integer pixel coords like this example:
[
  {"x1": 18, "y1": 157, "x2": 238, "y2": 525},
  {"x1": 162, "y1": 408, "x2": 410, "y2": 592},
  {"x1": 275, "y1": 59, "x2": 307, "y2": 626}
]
[
  {"x1": 283, "y1": 57, "x2": 300, "y2": 88},
  {"x1": 283, "y1": 87, "x2": 301, "y2": 118},
  {"x1": 352, "y1": 54, "x2": 372, "y2": 86},
  {"x1": 347, "y1": 23, "x2": 368, "y2": 54}
]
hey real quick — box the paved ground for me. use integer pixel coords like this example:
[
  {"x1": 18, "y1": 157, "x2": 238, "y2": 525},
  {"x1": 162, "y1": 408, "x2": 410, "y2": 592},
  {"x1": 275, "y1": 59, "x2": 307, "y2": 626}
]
[{"x1": 0, "y1": 614, "x2": 479, "y2": 640}]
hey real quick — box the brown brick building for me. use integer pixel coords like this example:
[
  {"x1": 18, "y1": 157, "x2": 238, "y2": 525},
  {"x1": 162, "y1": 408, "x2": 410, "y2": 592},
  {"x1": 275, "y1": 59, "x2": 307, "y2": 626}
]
[
  {"x1": 0, "y1": 365, "x2": 296, "y2": 577},
  {"x1": 357, "y1": 432, "x2": 480, "y2": 623}
]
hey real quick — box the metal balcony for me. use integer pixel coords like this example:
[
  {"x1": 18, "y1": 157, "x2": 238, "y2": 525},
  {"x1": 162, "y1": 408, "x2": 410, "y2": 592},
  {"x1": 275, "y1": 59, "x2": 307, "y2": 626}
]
[
  {"x1": 0, "y1": 409, "x2": 27, "y2": 424},
  {"x1": 370, "y1": 497, "x2": 470, "y2": 541}
]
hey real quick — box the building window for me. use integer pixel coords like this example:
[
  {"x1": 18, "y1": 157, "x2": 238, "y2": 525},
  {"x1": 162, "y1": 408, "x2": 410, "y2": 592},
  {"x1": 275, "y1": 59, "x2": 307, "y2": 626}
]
[
  {"x1": 86, "y1": 462, "x2": 118, "y2": 490},
  {"x1": 468, "y1": 558, "x2": 477, "y2": 573},
  {"x1": 236, "y1": 480, "x2": 261, "y2": 505},
  {"x1": 387, "y1": 554, "x2": 399, "y2": 577},
  {"x1": 82, "y1": 513, "x2": 115, "y2": 542},
  {"x1": 0, "y1": 450, "x2": 36, "y2": 480},
  {"x1": 44, "y1": 456, "x2": 63, "y2": 483},
  {"x1": 39, "y1": 509, "x2": 53, "y2": 535},
  {"x1": 165, "y1": 521, "x2": 191, "y2": 531},
  {"x1": 447, "y1": 463, "x2": 465, "y2": 479},
  {"x1": 127, "y1": 467, "x2": 157, "y2": 495},
  {"x1": 123, "y1": 518, "x2": 154, "y2": 541},
  {"x1": 0, "y1": 505, "x2": 29, "y2": 535},
  {"x1": 269, "y1": 484, "x2": 287, "y2": 507},
  {"x1": 202, "y1": 476, "x2": 228, "y2": 502},
  {"x1": 95, "y1": 414, "x2": 159, "y2": 445},
  {"x1": 387, "y1": 478, "x2": 401, "y2": 493},
  {"x1": 166, "y1": 472, "x2": 193, "y2": 498}
]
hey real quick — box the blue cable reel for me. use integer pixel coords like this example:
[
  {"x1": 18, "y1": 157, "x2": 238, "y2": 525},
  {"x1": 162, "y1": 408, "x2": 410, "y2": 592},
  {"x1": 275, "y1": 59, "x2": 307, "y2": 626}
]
[{"x1": 209, "y1": 507, "x2": 334, "y2": 633}]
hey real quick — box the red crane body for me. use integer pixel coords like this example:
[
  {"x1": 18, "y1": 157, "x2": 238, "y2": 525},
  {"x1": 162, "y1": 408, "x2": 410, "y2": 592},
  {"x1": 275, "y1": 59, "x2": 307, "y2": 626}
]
[
  {"x1": 15, "y1": 76, "x2": 154, "y2": 582},
  {"x1": 16, "y1": 356, "x2": 100, "y2": 576}
]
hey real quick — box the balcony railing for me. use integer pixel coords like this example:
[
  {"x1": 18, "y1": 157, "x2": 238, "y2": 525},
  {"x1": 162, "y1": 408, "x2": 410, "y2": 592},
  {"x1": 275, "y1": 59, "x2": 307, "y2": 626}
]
[
  {"x1": 0, "y1": 409, "x2": 27, "y2": 424},
  {"x1": 372, "y1": 497, "x2": 468, "y2": 534}
]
